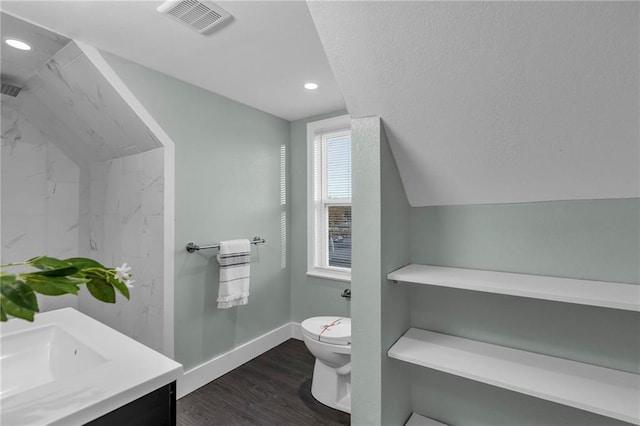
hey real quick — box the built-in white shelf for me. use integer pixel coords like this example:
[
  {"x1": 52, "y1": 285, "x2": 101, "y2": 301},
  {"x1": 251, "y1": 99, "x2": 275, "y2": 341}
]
[
  {"x1": 388, "y1": 264, "x2": 640, "y2": 312},
  {"x1": 389, "y1": 328, "x2": 640, "y2": 425},
  {"x1": 405, "y1": 412, "x2": 448, "y2": 426}
]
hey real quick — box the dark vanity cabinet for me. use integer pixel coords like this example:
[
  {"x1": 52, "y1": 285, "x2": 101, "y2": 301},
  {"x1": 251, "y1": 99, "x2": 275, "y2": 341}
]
[{"x1": 85, "y1": 382, "x2": 176, "y2": 426}]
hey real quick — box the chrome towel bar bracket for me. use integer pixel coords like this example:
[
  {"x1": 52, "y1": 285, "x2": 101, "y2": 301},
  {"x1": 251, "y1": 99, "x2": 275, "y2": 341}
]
[{"x1": 186, "y1": 236, "x2": 265, "y2": 253}]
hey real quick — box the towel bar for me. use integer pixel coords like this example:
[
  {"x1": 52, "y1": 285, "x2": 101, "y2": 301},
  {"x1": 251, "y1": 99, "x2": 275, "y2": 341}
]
[{"x1": 186, "y1": 236, "x2": 265, "y2": 253}]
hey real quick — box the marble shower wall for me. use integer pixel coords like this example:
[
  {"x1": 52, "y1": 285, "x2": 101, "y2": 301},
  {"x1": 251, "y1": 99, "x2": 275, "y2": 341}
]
[
  {"x1": 2, "y1": 40, "x2": 167, "y2": 352},
  {"x1": 1, "y1": 100, "x2": 80, "y2": 312},
  {"x1": 78, "y1": 148, "x2": 165, "y2": 352},
  {"x1": 22, "y1": 41, "x2": 163, "y2": 166}
]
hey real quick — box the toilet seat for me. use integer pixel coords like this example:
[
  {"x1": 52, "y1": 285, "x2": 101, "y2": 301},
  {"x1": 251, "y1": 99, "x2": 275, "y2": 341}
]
[{"x1": 301, "y1": 316, "x2": 351, "y2": 346}]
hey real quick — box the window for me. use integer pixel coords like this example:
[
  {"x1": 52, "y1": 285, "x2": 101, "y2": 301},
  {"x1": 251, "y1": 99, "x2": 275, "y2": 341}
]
[{"x1": 307, "y1": 115, "x2": 352, "y2": 282}]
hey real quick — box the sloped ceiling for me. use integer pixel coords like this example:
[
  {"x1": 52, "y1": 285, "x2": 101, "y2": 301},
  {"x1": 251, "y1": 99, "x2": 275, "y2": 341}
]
[
  {"x1": 308, "y1": 2, "x2": 639, "y2": 207},
  {"x1": 0, "y1": 12, "x2": 70, "y2": 86},
  {"x1": 1, "y1": 15, "x2": 164, "y2": 167},
  {"x1": 23, "y1": 41, "x2": 163, "y2": 165}
]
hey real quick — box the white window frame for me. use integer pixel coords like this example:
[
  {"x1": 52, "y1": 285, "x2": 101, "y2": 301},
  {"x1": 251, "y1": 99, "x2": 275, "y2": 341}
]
[{"x1": 307, "y1": 114, "x2": 352, "y2": 282}]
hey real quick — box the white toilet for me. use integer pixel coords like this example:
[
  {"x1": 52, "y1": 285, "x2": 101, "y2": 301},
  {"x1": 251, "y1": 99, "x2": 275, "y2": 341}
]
[{"x1": 301, "y1": 316, "x2": 351, "y2": 413}]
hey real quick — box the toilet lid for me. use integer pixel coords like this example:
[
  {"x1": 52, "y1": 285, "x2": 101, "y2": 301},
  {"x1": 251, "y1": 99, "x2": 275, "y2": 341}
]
[{"x1": 301, "y1": 316, "x2": 351, "y2": 346}]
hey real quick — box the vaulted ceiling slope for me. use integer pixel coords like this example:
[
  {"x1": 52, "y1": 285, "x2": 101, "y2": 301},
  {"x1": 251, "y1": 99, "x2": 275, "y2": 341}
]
[
  {"x1": 308, "y1": 2, "x2": 639, "y2": 207},
  {"x1": 1, "y1": 14, "x2": 163, "y2": 166},
  {"x1": 1, "y1": 1, "x2": 345, "y2": 121},
  {"x1": 22, "y1": 41, "x2": 163, "y2": 165},
  {"x1": 0, "y1": 12, "x2": 70, "y2": 86}
]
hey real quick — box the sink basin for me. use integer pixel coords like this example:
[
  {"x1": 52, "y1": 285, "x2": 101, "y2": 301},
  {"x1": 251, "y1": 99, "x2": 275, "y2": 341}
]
[
  {"x1": 0, "y1": 308, "x2": 182, "y2": 425},
  {"x1": 1, "y1": 325, "x2": 106, "y2": 399}
]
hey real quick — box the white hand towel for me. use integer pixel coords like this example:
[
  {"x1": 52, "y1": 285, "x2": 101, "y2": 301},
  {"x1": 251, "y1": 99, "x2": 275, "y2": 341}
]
[{"x1": 216, "y1": 239, "x2": 251, "y2": 309}]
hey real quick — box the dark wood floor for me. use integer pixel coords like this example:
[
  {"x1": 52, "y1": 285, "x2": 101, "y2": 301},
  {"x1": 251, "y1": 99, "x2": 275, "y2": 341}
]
[{"x1": 177, "y1": 339, "x2": 351, "y2": 426}]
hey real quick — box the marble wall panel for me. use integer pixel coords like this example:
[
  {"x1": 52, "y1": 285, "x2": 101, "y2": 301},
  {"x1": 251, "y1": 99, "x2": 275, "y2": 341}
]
[
  {"x1": 24, "y1": 42, "x2": 162, "y2": 165},
  {"x1": 78, "y1": 148, "x2": 165, "y2": 352},
  {"x1": 2, "y1": 44, "x2": 167, "y2": 351},
  {"x1": 1, "y1": 102, "x2": 80, "y2": 312}
]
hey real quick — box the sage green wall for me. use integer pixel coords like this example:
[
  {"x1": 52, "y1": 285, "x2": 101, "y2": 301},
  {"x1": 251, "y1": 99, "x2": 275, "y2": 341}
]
[
  {"x1": 378, "y1": 119, "x2": 412, "y2": 426},
  {"x1": 411, "y1": 367, "x2": 630, "y2": 426},
  {"x1": 290, "y1": 111, "x2": 351, "y2": 323},
  {"x1": 352, "y1": 117, "x2": 411, "y2": 426},
  {"x1": 408, "y1": 199, "x2": 639, "y2": 425},
  {"x1": 411, "y1": 199, "x2": 640, "y2": 284},
  {"x1": 103, "y1": 53, "x2": 291, "y2": 371}
]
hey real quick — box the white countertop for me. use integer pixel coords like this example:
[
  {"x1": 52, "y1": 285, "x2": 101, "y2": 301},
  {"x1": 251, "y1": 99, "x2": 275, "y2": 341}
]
[{"x1": 0, "y1": 308, "x2": 182, "y2": 426}]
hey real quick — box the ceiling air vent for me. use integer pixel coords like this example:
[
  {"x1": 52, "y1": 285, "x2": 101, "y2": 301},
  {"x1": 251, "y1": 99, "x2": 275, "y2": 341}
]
[
  {"x1": 158, "y1": 0, "x2": 232, "y2": 34},
  {"x1": 1, "y1": 82, "x2": 22, "y2": 97}
]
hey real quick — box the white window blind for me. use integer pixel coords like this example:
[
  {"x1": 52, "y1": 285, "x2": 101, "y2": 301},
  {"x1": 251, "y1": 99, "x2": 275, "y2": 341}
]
[
  {"x1": 326, "y1": 134, "x2": 351, "y2": 199},
  {"x1": 280, "y1": 144, "x2": 287, "y2": 270},
  {"x1": 307, "y1": 115, "x2": 352, "y2": 282}
]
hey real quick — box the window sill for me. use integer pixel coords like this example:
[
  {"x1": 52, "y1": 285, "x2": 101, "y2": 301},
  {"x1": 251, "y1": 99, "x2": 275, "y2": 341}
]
[{"x1": 307, "y1": 270, "x2": 351, "y2": 283}]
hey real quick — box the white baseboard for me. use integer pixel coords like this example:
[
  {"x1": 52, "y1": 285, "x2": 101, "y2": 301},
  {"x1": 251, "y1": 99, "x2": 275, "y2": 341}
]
[
  {"x1": 291, "y1": 322, "x2": 302, "y2": 340},
  {"x1": 177, "y1": 322, "x2": 302, "y2": 399}
]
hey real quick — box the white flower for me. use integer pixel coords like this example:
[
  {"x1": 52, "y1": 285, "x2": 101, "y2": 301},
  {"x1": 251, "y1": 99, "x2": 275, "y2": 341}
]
[
  {"x1": 114, "y1": 263, "x2": 132, "y2": 282},
  {"x1": 125, "y1": 279, "x2": 135, "y2": 289}
]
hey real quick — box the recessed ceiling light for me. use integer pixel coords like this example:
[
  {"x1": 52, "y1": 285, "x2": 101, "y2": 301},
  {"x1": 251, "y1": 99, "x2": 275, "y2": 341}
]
[
  {"x1": 304, "y1": 82, "x2": 318, "y2": 90},
  {"x1": 5, "y1": 38, "x2": 31, "y2": 51}
]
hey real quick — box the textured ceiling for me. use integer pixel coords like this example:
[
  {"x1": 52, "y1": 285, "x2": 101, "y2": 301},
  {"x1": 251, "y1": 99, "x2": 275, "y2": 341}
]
[
  {"x1": 0, "y1": 1, "x2": 345, "y2": 121},
  {"x1": 308, "y1": 1, "x2": 639, "y2": 206}
]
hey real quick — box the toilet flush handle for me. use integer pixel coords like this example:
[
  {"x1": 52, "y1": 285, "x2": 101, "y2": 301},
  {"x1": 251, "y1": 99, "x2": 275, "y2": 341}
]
[{"x1": 341, "y1": 289, "x2": 351, "y2": 299}]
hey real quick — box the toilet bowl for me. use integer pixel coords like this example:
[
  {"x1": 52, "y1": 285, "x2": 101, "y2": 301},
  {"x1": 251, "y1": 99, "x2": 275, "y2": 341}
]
[{"x1": 301, "y1": 316, "x2": 351, "y2": 413}]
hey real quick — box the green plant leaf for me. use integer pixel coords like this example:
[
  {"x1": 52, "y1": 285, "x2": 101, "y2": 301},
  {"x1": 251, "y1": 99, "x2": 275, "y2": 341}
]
[
  {"x1": 0, "y1": 280, "x2": 38, "y2": 311},
  {"x1": 23, "y1": 274, "x2": 84, "y2": 296},
  {"x1": 107, "y1": 275, "x2": 130, "y2": 300},
  {"x1": 86, "y1": 274, "x2": 116, "y2": 303},
  {"x1": 64, "y1": 257, "x2": 105, "y2": 269},
  {"x1": 0, "y1": 295, "x2": 34, "y2": 321},
  {"x1": 0, "y1": 274, "x2": 16, "y2": 322},
  {"x1": 1, "y1": 274, "x2": 16, "y2": 286},
  {"x1": 0, "y1": 301, "x2": 7, "y2": 322},
  {"x1": 27, "y1": 256, "x2": 71, "y2": 271},
  {"x1": 30, "y1": 266, "x2": 79, "y2": 277}
]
